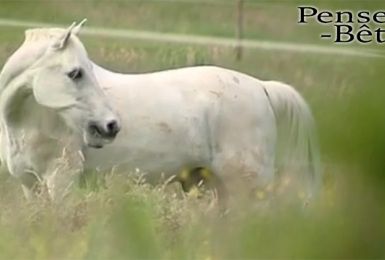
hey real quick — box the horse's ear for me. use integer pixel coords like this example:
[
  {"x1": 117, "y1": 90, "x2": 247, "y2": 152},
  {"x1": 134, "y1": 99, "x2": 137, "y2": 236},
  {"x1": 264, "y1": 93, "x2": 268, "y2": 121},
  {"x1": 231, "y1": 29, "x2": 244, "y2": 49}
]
[
  {"x1": 73, "y1": 18, "x2": 87, "y2": 35},
  {"x1": 51, "y1": 22, "x2": 76, "y2": 50}
]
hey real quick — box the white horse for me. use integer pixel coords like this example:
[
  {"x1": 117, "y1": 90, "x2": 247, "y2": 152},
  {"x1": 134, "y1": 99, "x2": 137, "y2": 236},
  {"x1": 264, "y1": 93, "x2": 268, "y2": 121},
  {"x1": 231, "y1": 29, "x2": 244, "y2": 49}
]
[
  {"x1": 86, "y1": 64, "x2": 321, "y2": 198},
  {"x1": 0, "y1": 21, "x2": 321, "y2": 200},
  {"x1": 0, "y1": 21, "x2": 120, "y2": 199}
]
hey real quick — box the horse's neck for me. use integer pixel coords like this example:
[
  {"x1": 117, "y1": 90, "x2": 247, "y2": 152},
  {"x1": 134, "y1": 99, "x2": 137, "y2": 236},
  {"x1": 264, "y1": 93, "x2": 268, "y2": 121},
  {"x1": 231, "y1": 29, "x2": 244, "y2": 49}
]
[
  {"x1": 0, "y1": 79, "x2": 77, "y2": 156},
  {"x1": 92, "y1": 63, "x2": 136, "y2": 86},
  {"x1": 0, "y1": 41, "x2": 47, "y2": 92},
  {"x1": 0, "y1": 86, "x2": 81, "y2": 175}
]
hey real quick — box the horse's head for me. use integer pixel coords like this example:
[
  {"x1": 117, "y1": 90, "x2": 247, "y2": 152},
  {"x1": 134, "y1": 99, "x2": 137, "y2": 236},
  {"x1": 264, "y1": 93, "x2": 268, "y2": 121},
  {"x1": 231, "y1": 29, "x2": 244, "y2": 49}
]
[{"x1": 22, "y1": 20, "x2": 120, "y2": 148}]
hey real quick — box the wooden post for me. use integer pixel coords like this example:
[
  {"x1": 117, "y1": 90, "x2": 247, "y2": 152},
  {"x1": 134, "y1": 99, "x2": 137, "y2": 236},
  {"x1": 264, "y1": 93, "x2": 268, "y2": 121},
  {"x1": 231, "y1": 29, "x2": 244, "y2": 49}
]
[{"x1": 235, "y1": 0, "x2": 244, "y2": 61}]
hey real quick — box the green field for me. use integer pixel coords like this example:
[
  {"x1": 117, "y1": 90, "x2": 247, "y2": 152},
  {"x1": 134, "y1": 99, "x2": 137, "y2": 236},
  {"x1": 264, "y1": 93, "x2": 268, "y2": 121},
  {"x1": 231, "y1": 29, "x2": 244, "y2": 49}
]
[{"x1": 0, "y1": 0, "x2": 385, "y2": 259}]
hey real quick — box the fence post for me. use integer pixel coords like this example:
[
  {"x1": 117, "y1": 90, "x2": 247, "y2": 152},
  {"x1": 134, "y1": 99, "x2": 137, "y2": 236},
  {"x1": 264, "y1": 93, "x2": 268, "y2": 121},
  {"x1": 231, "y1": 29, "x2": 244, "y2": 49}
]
[{"x1": 235, "y1": 0, "x2": 244, "y2": 61}]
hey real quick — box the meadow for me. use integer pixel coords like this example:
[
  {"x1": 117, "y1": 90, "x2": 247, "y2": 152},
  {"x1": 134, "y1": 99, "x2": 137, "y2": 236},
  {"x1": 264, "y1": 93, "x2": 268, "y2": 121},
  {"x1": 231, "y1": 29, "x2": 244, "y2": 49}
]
[{"x1": 0, "y1": 0, "x2": 385, "y2": 259}]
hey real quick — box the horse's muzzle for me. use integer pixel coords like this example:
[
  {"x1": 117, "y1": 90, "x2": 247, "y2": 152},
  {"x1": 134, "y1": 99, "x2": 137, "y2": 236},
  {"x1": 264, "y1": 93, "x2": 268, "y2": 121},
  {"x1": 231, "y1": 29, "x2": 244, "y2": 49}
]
[{"x1": 88, "y1": 119, "x2": 121, "y2": 140}]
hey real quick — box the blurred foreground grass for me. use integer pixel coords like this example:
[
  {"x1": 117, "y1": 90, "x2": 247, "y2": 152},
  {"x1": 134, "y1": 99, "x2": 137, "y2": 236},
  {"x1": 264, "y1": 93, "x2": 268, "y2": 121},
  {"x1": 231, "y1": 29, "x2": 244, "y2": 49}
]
[{"x1": 1, "y1": 1, "x2": 385, "y2": 259}]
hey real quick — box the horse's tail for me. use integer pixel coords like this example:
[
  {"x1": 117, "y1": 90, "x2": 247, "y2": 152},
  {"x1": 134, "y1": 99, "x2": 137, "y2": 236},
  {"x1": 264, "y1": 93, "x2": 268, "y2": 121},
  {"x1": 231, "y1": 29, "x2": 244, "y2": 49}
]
[{"x1": 263, "y1": 81, "x2": 321, "y2": 198}]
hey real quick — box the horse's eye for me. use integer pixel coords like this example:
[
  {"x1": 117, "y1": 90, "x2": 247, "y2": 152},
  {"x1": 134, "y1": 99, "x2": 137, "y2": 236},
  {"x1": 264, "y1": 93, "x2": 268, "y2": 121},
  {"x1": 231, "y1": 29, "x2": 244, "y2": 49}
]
[{"x1": 67, "y1": 68, "x2": 83, "y2": 80}]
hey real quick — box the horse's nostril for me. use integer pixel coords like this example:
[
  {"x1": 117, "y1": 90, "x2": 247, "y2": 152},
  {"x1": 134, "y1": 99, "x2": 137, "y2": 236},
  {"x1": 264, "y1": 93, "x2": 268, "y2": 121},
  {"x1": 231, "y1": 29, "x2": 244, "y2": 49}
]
[
  {"x1": 88, "y1": 120, "x2": 120, "y2": 139},
  {"x1": 88, "y1": 122, "x2": 103, "y2": 136},
  {"x1": 106, "y1": 120, "x2": 120, "y2": 137}
]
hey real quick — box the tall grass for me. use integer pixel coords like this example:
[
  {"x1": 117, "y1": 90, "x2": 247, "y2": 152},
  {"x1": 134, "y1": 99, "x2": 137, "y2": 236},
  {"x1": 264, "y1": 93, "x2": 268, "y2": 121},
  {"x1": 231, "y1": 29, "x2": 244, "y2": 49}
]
[{"x1": 0, "y1": 1, "x2": 385, "y2": 258}]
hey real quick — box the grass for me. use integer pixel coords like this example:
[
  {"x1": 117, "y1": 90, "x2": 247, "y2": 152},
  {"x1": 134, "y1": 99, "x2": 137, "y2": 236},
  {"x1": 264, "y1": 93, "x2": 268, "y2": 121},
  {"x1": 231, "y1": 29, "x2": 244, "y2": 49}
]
[
  {"x1": 0, "y1": 167, "x2": 384, "y2": 258},
  {"x1": 1, "y1": 0, "x2": 385, "y2": 259},
  {"x1": 0, "y1": 1, "x2": 300, "y2": 40},
  {"x1": 1, "y1": 0, "x2": 384, "y2": 47}
]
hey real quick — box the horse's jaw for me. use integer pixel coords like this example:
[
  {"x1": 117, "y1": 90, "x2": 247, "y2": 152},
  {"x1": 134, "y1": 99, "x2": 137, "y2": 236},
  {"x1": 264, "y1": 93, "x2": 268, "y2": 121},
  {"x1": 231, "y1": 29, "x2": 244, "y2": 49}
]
[{"x1": 82, "y1": 128, "x2": 115, "y2": 149}]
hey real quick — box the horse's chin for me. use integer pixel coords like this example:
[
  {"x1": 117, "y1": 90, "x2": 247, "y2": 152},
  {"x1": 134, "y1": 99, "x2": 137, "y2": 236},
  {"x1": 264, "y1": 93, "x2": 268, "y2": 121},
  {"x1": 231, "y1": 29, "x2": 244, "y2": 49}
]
[
  {"x1": 83, "y1": 131, "x2": 112, "y2": 149},
  {"x1": 88, "y1": 143, "x2": 104, "y2": 149},
  {"x1": 84, "y1": 138, "x2": 104, "y2": 149}
]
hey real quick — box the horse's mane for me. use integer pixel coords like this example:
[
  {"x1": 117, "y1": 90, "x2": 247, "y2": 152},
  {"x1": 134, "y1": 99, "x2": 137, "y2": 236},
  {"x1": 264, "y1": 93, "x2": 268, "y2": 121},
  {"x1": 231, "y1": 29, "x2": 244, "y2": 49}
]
[
  {"x1": 0, "y1": 28, "x2": 72, "y2": 90},
  {"x1": 24, "y1": 28, "x2": 66, "y2": 43}
]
